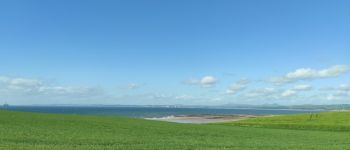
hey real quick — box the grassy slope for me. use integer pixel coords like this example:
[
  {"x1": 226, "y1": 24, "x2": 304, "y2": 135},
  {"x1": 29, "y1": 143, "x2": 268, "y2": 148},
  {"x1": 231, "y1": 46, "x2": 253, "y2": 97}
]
[
  {"x1": 224, "y1": 111, "x2": 350, "y2": 131},
  {"x1": 1, "y1": 110, "x2": 350, "y2": 150}
]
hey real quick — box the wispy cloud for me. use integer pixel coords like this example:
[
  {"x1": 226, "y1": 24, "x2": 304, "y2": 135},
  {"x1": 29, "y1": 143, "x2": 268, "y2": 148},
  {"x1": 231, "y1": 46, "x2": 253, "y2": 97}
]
[
  {"x1": 0, "y1": 76, "x2": 103, "y2": 103},
  {"x1": 126, "y1": 83, "x2": 142, "y2": 90},
  {"x1": 292, "y1": 84, "x2": 312, "y2": 91},
  {"x1": 0, "y1": 76, "x2": 43, "y2": 92},
  {"x1": 184, "y1": 76, "x2": 218, "y2": 88},
  {"x1": 281, "y1": 90, "x2": 297, "y2": 97},
  {"x1": 244, "y1": 87, "x2": 277, "y2": 99},
  {"x1": 328, "y1": 84, "x2": 350, "y2": 100},
  {"x1": 269, "y1": 65, "x2": 349, "y2": 85},
  {"x1": 226, "y1": 79, "x2": 250, "y2": 95}
]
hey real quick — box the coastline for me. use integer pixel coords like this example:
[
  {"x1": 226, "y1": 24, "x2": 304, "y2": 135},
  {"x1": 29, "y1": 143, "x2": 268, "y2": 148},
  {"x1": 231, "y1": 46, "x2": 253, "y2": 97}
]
[{"x1": 145, "y1": 115, "x2": 259, "y2": 124}]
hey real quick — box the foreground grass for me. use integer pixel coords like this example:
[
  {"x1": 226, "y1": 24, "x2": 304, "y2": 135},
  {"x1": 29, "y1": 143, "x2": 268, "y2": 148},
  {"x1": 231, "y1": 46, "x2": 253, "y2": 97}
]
[
  {"x1": 1, "y1": 110, "x2": 350, "y2": 149},
  {"x1": 224, "y1": 111, "x2": 350, "y2": 131}
]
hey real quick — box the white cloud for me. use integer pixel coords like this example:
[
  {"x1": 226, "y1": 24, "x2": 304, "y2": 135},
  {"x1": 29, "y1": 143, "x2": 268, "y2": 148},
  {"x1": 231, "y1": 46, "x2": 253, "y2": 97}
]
[
  {"x1": 280, "y1": 84, "x2": 312, "y2": 98},
  {"x1": 38, "y1": 86, "x2": 100, "y2": 97},
  {"x1": 270, "y1": 65, "x2": 349, "y2": 85},
  {"x1": 175, "y1": 95, "x2": 194, "y2": 100},
  {"x1": 311, "y1": 84, "x2": 350, "y2": 103},
  {"x1": 325, "y1": 93, "x2": 349, "y2": 101},
  {"x1": 200, "y1": 76, "x2": 218, "y2": 87},
  {"x1": 0, "y1": 76, "x2": 103, "y2": 103},
  {"x1": 292, "y1": 84, "x2": 312, "y2": 91},
  {"x1": 338, "y1": 84, "x2": 350, "y2": 91},
  {"x1": 184, "y1": 76, "x2": 218, "y2": 88},
  {"x1": 0, "y1": 76, "x2": 43, "y2": 92},
  {"x1": 244, "y1": 87, "x2": 277, "y2": 98},
  {"x1": 118, "y1": 83, "x2": 143, "y2": 90},
  {"x1": 226, "y1": 79, "x2": 250, "y2": 95},
  {"x1": 127, "y1": 83, "x2": 141, "y2": 90},
  {"x1": 113, "y1": 93, "x2": 214, "y2": 105},
  {"x1": 320, "y1": 84, "x2": 350, "y2": 93},
  {"x1": 281, "y1": 90, "x2": 297, "y2": 97},
  {"x1": 325, "y1": 94, "x2": 340, "y2": 101},
  {"x1": 335, "y1": 84, "x2": 350, "y2": 98},
  {"x1": 229, "y1": 83, "x2": 348, "y2": 104}
]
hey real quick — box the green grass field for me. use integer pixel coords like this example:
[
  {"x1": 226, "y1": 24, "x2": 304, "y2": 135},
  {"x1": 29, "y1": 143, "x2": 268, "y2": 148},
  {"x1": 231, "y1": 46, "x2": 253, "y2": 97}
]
[
  {"x1": 224, "y1": 111, "x2": 350, "y2": 131},
  {"x1": 1, "y1": 110, "x2": 350, "y2": 150}
]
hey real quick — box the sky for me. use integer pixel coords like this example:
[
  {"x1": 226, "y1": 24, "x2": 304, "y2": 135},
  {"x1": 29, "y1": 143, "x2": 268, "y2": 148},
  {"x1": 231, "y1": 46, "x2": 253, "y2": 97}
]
[{"x1": 0, "y1": 0, "x2": 349, "y2": 105}]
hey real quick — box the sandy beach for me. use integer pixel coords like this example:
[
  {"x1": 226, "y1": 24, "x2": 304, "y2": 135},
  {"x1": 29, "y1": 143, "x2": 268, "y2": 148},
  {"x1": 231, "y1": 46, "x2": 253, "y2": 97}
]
[{"x1": 145, "y1": 115, "x2": 258, "y2": 124}]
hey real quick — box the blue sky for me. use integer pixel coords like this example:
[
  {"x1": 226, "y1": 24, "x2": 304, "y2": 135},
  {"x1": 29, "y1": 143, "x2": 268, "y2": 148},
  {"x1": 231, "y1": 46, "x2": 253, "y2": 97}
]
[{"x1": 0, "y1": 0, "x2": 349, "y2": 105}]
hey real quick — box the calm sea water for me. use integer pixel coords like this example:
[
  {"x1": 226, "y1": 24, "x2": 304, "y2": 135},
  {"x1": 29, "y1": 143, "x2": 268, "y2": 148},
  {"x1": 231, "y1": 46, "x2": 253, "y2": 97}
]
[{"x1": 4, "y1": 106, "x2": 324, "y2": 118}]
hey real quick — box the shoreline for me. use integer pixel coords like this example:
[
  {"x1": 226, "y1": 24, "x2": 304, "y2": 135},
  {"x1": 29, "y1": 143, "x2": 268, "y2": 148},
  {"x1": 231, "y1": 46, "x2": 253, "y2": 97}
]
[{"x1": 145, "y1": 115, "x2": 259, "y2": 124}]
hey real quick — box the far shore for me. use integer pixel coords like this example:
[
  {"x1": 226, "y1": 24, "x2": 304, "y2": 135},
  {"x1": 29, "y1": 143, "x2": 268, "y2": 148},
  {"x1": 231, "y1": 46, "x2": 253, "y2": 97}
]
[{"x1": 145, "y1": 115, "x2": 264, "y2": 124}]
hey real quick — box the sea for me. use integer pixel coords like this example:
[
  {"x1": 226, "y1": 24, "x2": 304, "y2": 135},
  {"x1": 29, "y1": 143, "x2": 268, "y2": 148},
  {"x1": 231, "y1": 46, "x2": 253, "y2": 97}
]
[{"x1": 3, "y1": 106, "x2": 325, "y2": 118}]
